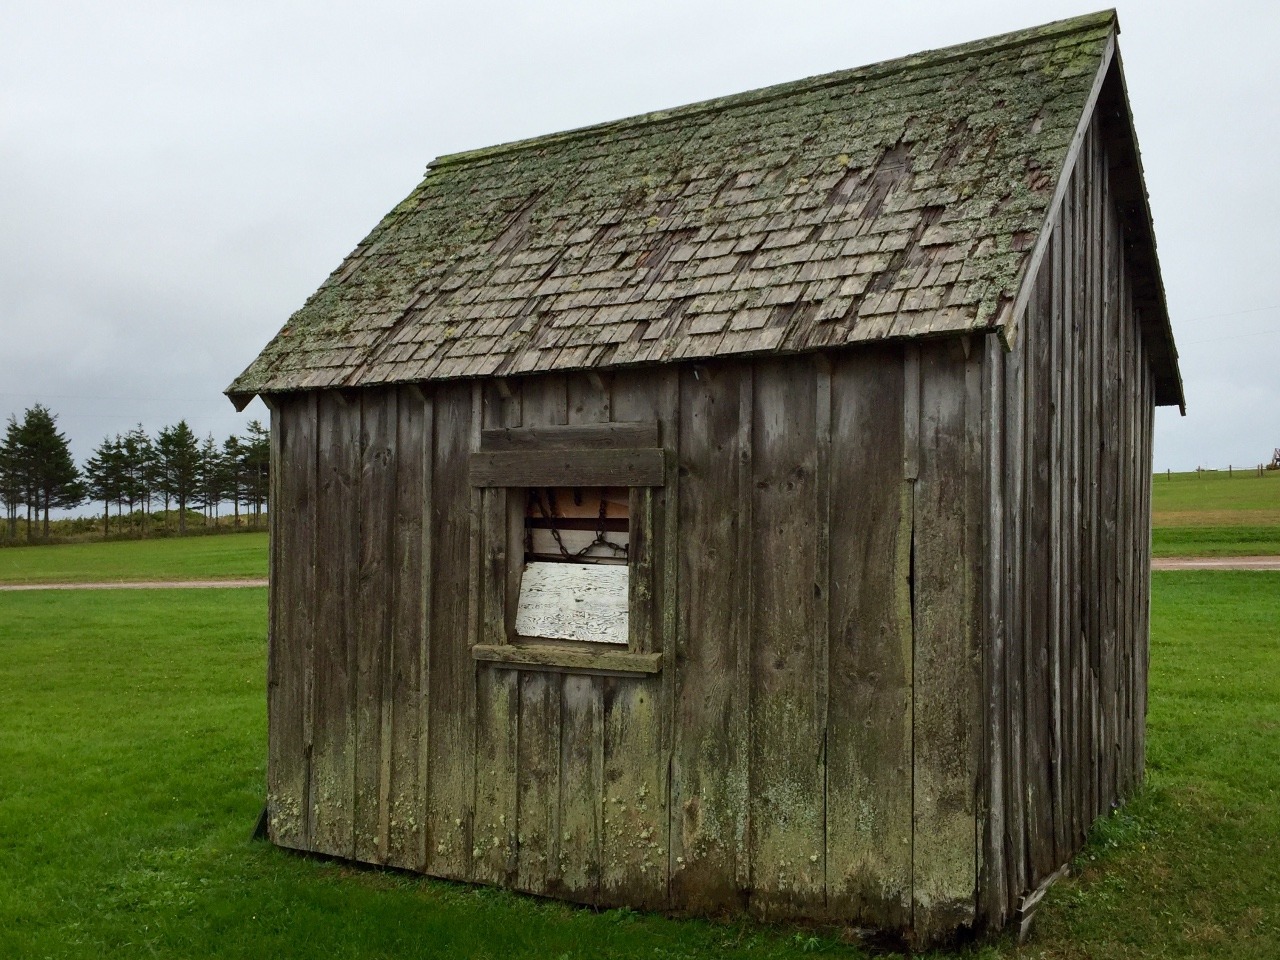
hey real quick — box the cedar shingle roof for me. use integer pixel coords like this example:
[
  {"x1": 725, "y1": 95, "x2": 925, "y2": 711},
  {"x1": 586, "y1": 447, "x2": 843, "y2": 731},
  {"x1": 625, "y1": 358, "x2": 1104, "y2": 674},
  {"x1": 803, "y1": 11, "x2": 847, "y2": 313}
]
[{"x1": 228, "y1": 9, "x2": 1180, "y2": 407}]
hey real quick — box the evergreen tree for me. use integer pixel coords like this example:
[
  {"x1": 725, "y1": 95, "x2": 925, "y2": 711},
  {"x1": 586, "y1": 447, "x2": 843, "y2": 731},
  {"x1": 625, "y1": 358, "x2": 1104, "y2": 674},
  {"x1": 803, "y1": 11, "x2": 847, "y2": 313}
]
[
  {"x1": 0, "y1": 416, "x2": 23, "y2": 540},
  {"x1": 16, "y1": 405, "x2": 83, "y2": 538},
  {"x1": 83, "y1": 436, "x2": 127, "y2": 536},
  {"x1": 222, "y1": 435, "x2": 245, "y2": 526},
  {"x1": 243, "y1": 419, "x2": 269, "y2": 526},
  {"x1": 195, "y1": 433, "x2": 225, "y2": 523},
  {"x1": 121, "y1": 425, "x2": 157, "y2": 533},
  {"x1": 156, "y1": 420, "x2": 200, "y2": 534}
]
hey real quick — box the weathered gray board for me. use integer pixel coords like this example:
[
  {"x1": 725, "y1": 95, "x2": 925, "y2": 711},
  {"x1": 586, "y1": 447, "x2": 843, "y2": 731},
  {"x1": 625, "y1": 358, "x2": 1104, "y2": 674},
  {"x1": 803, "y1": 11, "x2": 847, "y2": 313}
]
[{"x1": 514, "y1": 562, "x2": 630, "y2": 645}]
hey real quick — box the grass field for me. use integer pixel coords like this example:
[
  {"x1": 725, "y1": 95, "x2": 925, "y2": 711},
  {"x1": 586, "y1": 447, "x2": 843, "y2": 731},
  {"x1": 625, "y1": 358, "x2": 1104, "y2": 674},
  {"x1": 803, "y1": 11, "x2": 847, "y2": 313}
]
[
  {"x1": 0, "y1": 532, "x2": 267, "y2": 584},
  {"x1": 1151, "y1": 469, "x2": 1280, "y2": 556},
  {"x1": 0, "y1": 574, "x2": 1276, "y2": 958}
]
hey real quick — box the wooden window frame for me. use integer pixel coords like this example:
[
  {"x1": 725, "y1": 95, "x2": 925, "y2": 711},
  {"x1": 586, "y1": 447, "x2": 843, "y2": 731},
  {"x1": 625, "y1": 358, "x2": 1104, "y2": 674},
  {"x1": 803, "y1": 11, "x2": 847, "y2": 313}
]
[{"x1": 469, "y1": 422, "x2": 664, "y2": 678}]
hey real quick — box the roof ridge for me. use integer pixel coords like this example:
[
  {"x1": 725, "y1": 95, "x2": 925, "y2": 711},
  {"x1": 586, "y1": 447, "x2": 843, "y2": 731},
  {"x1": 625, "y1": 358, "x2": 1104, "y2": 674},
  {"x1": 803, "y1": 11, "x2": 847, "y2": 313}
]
[{"x1": 428, "y1": 8, "x2": 1117, "y2": 172}]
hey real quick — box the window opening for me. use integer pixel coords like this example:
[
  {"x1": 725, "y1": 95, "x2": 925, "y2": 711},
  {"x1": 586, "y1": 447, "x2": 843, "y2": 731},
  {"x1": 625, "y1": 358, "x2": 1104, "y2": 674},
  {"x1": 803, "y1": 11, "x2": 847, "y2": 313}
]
[
  {"x1": 515, "y1": 487, "x2": 630, "y2": 645},
  {"x1": 525, "y1": 487, "x2": 629, "y2": 563}
]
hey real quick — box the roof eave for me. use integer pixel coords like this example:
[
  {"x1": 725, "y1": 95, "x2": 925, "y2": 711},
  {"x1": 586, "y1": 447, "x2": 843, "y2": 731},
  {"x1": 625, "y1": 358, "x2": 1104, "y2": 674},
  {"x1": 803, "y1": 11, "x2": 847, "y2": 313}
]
[
  {"x1": 226, "y1": 389, "x2": 257, "y2": 412},
  {"x1": 1003, "y1": 30, "x2": 1185, "y2": 415},
  {"x1": 1101, "y1": 47, "x2": 1185, "y2": 414}
]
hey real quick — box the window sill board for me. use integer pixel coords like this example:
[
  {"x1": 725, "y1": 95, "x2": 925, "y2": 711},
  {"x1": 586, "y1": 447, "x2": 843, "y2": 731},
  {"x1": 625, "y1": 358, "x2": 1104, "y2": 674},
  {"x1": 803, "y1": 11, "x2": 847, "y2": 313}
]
[{"x1": 472, "y1": 643, "x2": 662, "y2": 677}]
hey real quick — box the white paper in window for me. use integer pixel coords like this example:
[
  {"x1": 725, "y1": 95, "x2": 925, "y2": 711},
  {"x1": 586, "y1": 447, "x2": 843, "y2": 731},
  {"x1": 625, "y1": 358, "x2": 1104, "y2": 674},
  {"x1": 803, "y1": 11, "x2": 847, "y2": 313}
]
[{"x1": 514, "y1": 561, "x2": 629, "y2": 645}]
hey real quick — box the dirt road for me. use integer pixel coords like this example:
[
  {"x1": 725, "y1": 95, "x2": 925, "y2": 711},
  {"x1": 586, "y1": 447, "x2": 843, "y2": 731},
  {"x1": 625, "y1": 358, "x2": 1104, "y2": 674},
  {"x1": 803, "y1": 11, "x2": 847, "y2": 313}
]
[{"x1": 1150, "y1": 557, "x2": 1280, "y2": 571}]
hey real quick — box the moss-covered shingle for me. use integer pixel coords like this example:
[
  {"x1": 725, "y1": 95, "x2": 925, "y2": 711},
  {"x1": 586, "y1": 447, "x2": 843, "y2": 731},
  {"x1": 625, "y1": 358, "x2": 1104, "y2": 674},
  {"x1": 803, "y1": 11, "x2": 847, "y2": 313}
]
[{"x1": 229, "y1": 10, "x2": 1132, "y2": 396}]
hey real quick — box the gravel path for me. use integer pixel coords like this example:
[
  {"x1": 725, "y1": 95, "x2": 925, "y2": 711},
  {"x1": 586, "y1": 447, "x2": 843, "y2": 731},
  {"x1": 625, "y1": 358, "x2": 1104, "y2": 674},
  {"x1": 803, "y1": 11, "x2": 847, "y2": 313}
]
[
  {"x1": 0, "y1": 578, "x2": 268, "y2": 592},
  {"x1": 1150, "y1": 557, "x2": 1280, "y2": 571}
]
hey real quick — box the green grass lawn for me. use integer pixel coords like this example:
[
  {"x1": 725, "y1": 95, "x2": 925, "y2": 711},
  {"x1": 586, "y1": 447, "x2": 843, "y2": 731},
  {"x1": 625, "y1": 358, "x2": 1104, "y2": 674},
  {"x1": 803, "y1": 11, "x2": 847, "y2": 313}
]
[
  {"x1": 1, "y1": 575, "x2": 1277, "y2": 957},
  {"x1": 1151, "y1": 470, "x2": 1280, "y2": 556},
  {"x1": 1152, "y1": 525, "x2": 1280, "y2": 557},
  {"x1": 1031, "y1": 572, "x2": 1280, "y2": 958},
  {"x1": 0, "y1": 532, "x2": 268, "y2": 584}
]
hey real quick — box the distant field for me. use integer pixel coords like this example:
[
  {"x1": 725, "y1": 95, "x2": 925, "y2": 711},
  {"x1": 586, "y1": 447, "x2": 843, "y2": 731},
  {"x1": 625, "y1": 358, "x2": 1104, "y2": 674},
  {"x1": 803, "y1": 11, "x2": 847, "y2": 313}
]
[
  {"x1": 0, "y1": 532, "x2": 268, "y2": 584},
  {"x1": 0, "y1": 468, "x2": 1274, "y2": 581},
  {"x1": 1152, "y1": 468, "x2": 1280, "y2": 516},
  {"x1": 1151, "y1": 470, "x2": 1280, "y2": 556},
  {"x1": 0, "y1": 576, "x2": 1276, "y2": 958}
]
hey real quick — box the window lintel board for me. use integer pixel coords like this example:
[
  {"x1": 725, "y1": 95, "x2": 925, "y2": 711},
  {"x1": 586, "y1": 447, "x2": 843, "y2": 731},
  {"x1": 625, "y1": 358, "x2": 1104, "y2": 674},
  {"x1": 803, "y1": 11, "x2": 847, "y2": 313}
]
[{"x1": 469, "y1": 448, "x2": 665, "y2": 488}]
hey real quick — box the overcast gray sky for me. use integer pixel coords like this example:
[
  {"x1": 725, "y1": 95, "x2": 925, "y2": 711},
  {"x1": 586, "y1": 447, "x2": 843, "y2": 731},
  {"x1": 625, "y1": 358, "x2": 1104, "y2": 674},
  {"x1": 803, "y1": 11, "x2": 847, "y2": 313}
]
[{"x1": 3, "y1": 0, "x2": 1276, "y2": 480}]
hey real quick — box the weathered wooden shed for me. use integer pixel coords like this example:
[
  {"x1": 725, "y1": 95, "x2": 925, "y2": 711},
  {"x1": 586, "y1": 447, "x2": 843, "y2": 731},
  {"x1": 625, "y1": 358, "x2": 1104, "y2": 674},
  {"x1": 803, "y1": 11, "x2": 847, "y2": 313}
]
[{"x1": 227, "y1": 10, "x2": 1182, "y2": 944}]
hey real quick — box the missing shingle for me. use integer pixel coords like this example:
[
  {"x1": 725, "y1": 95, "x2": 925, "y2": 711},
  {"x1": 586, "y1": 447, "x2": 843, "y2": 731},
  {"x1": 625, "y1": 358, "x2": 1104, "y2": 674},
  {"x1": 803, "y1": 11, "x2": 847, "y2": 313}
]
[
  {"x1": 857, "y1": 145, "x2": 913, "y2": 221},
  {"x1": 490, "y1": 189, "x2": 546, "y2": 257},
  {"x1": 866, "y1": 205, "x2": 945, "y2": 294},
  {"x1": 931, "y1": 118, "x2": 970, "y2": 172}
]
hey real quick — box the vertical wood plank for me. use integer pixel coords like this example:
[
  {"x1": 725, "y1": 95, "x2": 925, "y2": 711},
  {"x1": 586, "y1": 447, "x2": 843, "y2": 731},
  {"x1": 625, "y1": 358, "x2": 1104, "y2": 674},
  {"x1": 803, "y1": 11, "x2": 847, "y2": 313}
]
[
  {"x1": 1080, "y1": 125, "x2": 1098, "y2": 846},
  {"x1": 1003, "y1": 309, "x2": 1027, "y2": 902},
  {"x1": 659, "y1": 367, "x2": 680, "y2": 908},
  {"x1": 355, "y1": 389, "x2": 395, "y2": 864},
  {"x1": 1120, "y1": 166, "x2": 1137, "y2": 804},
  {"x1": 814, "y1": 356, "x2": 832, "y2": 748},
  {"x1": 473, "y1": 381, "x2": 520, "y2": 887},
  {"x1": 1024, "y1": 247, "x2": 1054, "y2": 881},
  {"x1": 1137, "y1": 369, "x2": 1154, "y2": 779},
  {"x1": 911, "y1": 339, "x2": 980, "y2": 936},
  {"x1": 1088, "y1": 122, "x2": 1104, "y2": 827},
  {"x1": 977, "y1": 334, "x2": 1007, "y2": 926},
  {"x1": 628, "y1": 487, "x2": 657, "y2": 653},
  {"x1": 267, "y1": 395, "x2": 316, "y2": 850},
  {"x1": 426, "y1": 382, "x2": 476, "y2": 878},
  {"x1": 963, "y1": 337, "x2": 984, "y2": 918},
  {"x1": 310, "y1": 391, "x2": 360, "y2": 858},
  {"x1": 735, "y1": 366, "x2": 755, "y2": 896},
  {"x1": 1077, "y1": 130, "x2": 1094, "y2": 842},
  {"x1": 825, "y1": 346, "x2": 912, "y2": 926},
  {"x1": 1094, "y1": 130, "x2": 1113, "y2": 821},
  {"x1": 557, "y1": 673, "x2": 602, "y2": 901},
  {"x1": 749, "y1": 358, "x2": 824, "y2": 919},
  {"x1": 517, "y1": 668, "x2": 560, "y2": 892},
  {"x1": 1064, "y1": 161, "x2": 1085, "y2": 853},
  {"x1": 386, "y1": 387, "x2": 428, "y2": 869},
  {"x1": 1048, "y1": 213, "x2": 1067, "y2": 866},
  {"x1": 669, "y1": 362, "x2": 745, "y2": 912},
  {"x1": 1115, "y1": 193, "x2": 1134, "y2": 802},
  {"x1": 1124, "y1": 186, "x2": 1139, "y2": 799}
]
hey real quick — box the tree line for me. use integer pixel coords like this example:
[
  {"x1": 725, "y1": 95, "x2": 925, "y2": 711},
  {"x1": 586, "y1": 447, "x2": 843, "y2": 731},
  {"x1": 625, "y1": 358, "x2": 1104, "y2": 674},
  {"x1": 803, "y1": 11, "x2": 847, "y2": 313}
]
[{"x1": 0, "y1": 404, "x2": 269, "y2": 541}]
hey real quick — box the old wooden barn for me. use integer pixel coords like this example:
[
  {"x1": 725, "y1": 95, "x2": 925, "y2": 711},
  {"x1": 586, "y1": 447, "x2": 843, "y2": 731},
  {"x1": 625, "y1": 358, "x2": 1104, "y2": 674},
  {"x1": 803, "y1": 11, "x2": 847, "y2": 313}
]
[{"x1": 227, "y1": 10, "x2": 1182, "y2": 944}]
